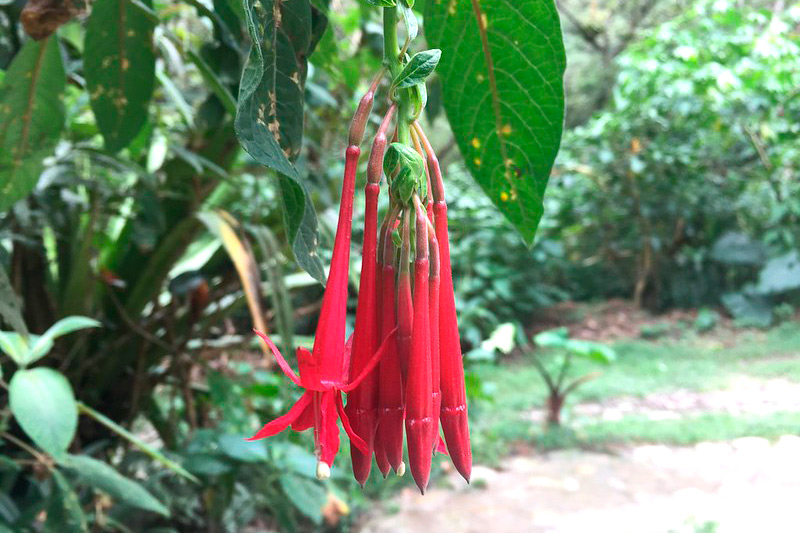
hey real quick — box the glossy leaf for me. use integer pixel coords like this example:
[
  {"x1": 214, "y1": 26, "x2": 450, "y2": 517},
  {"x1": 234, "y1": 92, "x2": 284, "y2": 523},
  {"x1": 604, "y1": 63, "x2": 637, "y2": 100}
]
[
  {"x1": 360, "y1": 0, "x2": 396, "y2": 6},
  {"x1": 0, "y1": 37, "x2": 65, "y2": 211},
  {"x1": 84, "y1": 0, "x2": 156, "y2": 152},
  {"x1": 235, "y1": 0, "x2": 325, "y2": 283},
  {"x1": 425, "y1": 0, "x2": 566, "y2": 243},
  {"x1": 394, "y1": 49, "x2": 441, "y2": 89},
  {"x1": 9, "y1": 368, "x2": 78, "y2": 458},
  {"x1": 60, "y1": 454, "x2": 169, "y2": 516}
]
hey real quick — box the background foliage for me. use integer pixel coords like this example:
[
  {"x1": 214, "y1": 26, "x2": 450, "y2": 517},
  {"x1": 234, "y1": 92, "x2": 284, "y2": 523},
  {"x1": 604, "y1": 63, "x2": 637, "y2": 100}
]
[{"x1": 0, "y1": 0, "x2": 797, "y2": 530}]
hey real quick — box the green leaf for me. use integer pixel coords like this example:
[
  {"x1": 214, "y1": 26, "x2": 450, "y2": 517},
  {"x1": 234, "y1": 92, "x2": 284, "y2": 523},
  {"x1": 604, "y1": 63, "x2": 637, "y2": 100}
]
[
  {"x1": 756, "y1": 252, "x2": 800, "y2": 295},
  {"x1": 25, "y1": 316, "x2": 100, "y2": 366},
  {"x1": 0, "y1": 332, "x2": 30, "y2": 366},
  {"x1": 0, "y1": 266, "x2": 27, "y2": 335},
  {"x1": 235, "y1": 0, "x2": 325, "y2": 283},
  {"x1": 0, "y1": 37, "x2": 65, "y2": 211},
  {"x1": 394, "y1": 49, "x2": 441, "y2": 89},
  {"x1": 360, "y1": 0, "x2": 396, "y2": 6},
  {"x1": 425, "y1": 0, "x2": 566, "y2": 243},
  {"x1": 84, "y1": 0, "x2": 156, "y2": 152},
  {"x1": 76, "y1": 402, "x2": 198, "y2": 483},
  {"x1": 59, "y1": 454, "x2": 169, "y2": 516},
  {"x1": 217, "y1": 434, "x2": 268, "y2": 463},
  {"x1": 533, "y1": 327, "x2": 569, "y2": 348},
  {"x1": 46, "y1": 470, "x2": 88, "y2": 533},
  {"x1": 563, "y1": 339, "x2": 616, "y2": 364},
  {"x1": 9, "y1": 368, "x2": 78, "y2": 458},
  {"x1": 278, "y1": 473, "x2": 326, "y2": 524},
  {"x1": 400, "y1": 3, "x2": 418, "y2": 41}
]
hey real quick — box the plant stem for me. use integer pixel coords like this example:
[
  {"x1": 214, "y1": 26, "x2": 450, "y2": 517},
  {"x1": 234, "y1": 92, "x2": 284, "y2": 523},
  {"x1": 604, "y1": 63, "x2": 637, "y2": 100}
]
[{"x1": 384, "y1": 7, "x2": 411, "y2": 145}]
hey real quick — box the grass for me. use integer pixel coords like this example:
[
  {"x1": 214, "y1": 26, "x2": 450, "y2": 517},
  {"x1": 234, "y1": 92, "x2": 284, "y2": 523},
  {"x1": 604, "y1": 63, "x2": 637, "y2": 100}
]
[{"x1": 468, "y1": 322, "x2": 800, "y2": 463}]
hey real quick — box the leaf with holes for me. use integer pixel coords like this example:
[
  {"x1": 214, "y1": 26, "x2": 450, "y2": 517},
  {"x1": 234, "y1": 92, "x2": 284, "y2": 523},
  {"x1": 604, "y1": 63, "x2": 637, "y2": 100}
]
[
  {"x1": 235, "y1": 0, "x2": 325, "y2": 283},
  {"x1": 425, "y1": 0, "x2": 566, "y2": 243},
  {"x1": 84, "y1": 0, "x2": 156, "y2": 152},
  {"x1": 0, "y1": 37, "x2": 65, "y2": 211}
]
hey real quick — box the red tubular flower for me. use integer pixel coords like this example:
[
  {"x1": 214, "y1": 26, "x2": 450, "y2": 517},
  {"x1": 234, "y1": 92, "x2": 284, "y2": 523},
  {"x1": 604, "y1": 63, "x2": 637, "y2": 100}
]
[
  {"x1": 375, "y1": 207, "x2": 405, "y2": 476},
  {"x1": 247, "y1": 82, "x2": 386, "y2": 478},
  {"x1": 345, "y1": 106, "x2": 396, "y2": 485},
  {"x1": 415, "y1": 123, "x2": 472, "y2": 482},
  {"x1": 427, "y1": 221, "x2": 442, "y2": 451},
  {"x1": 405, "y1": 197, "x2": 434, "y2": 494}
]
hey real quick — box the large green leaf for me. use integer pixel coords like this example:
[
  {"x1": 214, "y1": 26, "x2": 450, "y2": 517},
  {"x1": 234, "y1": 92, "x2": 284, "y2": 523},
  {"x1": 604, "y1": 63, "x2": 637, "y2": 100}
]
[
  {"x1": 8, "y1": 368, "x2": 77, "y2": 458},
  {"x1": 59, "y1": 454, "x2": 169, "y2": 516},
  {"x1": 84, "y1": 0, "x2": 156, "y2": 152},
  {"x1": 0, "y1": 37, "x2": 65, "y2": 211},
  {"x1": 425, "y1": 0, "x2": 566, "y2": 243},
  {"x1": 235, "y1": 0, "x2": 325, "y2": 283}
]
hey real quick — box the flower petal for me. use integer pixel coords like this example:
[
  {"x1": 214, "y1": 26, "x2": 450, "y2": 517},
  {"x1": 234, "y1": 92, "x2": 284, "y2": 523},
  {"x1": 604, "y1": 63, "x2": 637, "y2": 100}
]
[
  {"x1": 246, "y1": 392, "x2": 312, "y2": 441},
  {"x1": 341, "y1": 328, "x2": 398, "y2": 392},
  {"x1": 336, "y1": 392, "x2": 368, "y2": 454},
  {"x1": 317, "y1": 392, "x2": 341, "y2": 467},
  {"x1": 254, "y1": 330, "x2": 302, "y2": 387},
  {"x1": 296, "y1": 346, "x2": 325, "y2": 391}
]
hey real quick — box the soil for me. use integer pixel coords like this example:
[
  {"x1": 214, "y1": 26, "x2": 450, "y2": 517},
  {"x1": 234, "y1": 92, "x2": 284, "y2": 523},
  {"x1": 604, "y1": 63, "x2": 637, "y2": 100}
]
[
  {"x1": 359, "y1": 375, "x2": 800, "y2": 533},
  {"x1": 359, "y1": 436, "x2": 800, "y2": 533}
]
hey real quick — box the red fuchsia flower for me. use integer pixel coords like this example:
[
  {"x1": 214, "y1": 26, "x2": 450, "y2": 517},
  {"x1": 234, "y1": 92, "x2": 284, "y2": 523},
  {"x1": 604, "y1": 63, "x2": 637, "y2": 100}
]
[
  {"x1": 415, "y1": 122, "x2": 472, "y2": 483},
  {"x1": 345, "y1": 105, "x2": 396, "y2": 485},
  {"x1": 247, "y1": 80, "x2": 385, "y2": 479}
]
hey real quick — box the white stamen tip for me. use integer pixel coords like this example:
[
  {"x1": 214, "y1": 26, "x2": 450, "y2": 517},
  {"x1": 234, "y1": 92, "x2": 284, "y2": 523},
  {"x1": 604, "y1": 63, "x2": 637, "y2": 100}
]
[
  {"x1": 316, "y1": 462, "x2": 331, "y2": 480},
  {"x1": 396, "y1": 462, "x2": 406, "y2": 477}
]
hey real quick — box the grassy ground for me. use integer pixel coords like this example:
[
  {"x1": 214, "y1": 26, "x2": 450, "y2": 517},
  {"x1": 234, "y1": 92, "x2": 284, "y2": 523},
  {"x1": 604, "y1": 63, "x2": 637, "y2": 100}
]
[{"x1": 468, "y1": 321, "x2": 800, "y2": 464}]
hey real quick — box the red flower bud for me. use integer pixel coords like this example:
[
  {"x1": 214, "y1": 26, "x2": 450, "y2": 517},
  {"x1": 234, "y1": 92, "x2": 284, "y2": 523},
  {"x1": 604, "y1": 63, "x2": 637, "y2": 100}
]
[{"x1": 405, "y1": 198, "x2": 434, "y2": 494}]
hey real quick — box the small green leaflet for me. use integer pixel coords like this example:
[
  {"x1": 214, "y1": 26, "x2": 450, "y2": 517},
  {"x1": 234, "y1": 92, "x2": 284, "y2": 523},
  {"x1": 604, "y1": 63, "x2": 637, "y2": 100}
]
[
  {"x1": 84, "y1": 0, "x2": 156, "y2": 152},
  {"x1": 425, "y1": 0, "x2": 566, "y2": 244},
  {"x1": 235, "y1": 0, "x2": 325, "y2": 283},
  {"x1": 400, "y1": 3, "x2": 418, "y2": 41},
  {"x1": 0, "y1": 37, "x2": 65, "y2": 211},
  {"x1": 394, "y1": 49, "x2": 441, "y2": 89}
]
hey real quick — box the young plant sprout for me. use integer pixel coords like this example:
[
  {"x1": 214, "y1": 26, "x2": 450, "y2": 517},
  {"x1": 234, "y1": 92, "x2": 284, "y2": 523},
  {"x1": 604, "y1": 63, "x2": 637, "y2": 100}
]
[{"x1": 248, "y1": 3, "x2": 471, "y2": 494}]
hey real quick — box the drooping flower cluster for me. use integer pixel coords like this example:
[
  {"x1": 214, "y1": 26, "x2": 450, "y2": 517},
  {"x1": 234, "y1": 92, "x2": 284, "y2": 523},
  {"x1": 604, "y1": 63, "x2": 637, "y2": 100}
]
[{"x1": 248, "y1": 73, "x2": 471, "y2": 494}]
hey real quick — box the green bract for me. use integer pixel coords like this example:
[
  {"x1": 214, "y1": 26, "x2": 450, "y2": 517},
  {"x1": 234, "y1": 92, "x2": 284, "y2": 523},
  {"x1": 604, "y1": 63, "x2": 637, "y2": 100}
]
[{"x1": 384, "y1": 143, "x2": 426, "y2": 204}]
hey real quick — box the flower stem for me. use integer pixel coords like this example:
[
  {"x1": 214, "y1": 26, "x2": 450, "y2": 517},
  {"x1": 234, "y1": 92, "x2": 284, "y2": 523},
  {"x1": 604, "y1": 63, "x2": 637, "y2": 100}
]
[{"x1": 384, "y1": 7, "x2": 411, "y2": 145}]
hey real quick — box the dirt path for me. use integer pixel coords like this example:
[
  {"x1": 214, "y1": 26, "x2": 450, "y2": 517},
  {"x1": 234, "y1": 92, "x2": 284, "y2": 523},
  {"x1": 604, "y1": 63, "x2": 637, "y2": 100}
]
[{"x1": 359, "y1": 436, "x2": 800, "y2": 533}]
